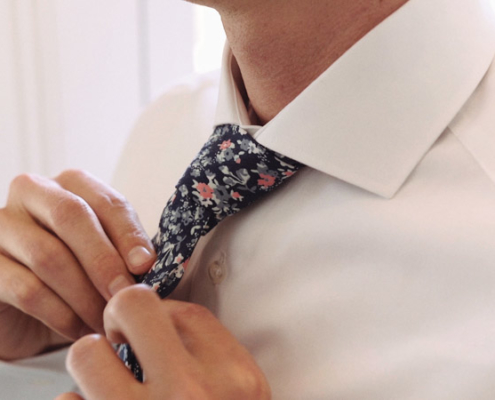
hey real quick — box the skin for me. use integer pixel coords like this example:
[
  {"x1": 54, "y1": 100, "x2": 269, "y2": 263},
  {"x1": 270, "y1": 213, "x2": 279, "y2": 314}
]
[
  {"x1": 55, "y1": 285, "x2": 271, "y2": 400},
  {"x1": 193, "y1": 0, "x2": 410, "y2": 123},
  {"x1": 0, "y1": 0, "x2": 408, "y2": 399},
  {"x1": 0, "y1": 170, "x2": 157, "y2": 360}
]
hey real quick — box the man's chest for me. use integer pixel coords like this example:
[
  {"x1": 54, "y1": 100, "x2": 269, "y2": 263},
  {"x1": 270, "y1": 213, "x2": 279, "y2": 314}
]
[{"x1": 176, "y1": 130, "x2": 495, "y2": 399}]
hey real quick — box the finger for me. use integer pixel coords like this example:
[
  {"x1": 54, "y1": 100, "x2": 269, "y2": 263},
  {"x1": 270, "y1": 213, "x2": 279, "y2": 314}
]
[
  {"x1": 0, "y1": 253, "x2": 90, "y2": 340},
  {"x1": 8, "y1": 173, "x2": 134, "y2": 300},
  {"x1": 106, "y1": 285, "x2": 244, "y2": 362},
  {"x1": 167, "y1": 300, "x2": 249, "y2": 362},
  {"x1": 66, "y1": 334, "x2": 142, "y2": 400},
  {"x1": 54, "y1": 393, "x2": 84, "y2": 400},
  {"x1": 56, "y1": 170, "x2": 156, "y2": 275},
  {"x1": 0, "y1": 209, "x2": 105, "y2": 333},
  {"x1": 164, "y1": 300, "x2": 272, "y2": 399},
  {"x1": 103, "y1": 285, "x2": 194, "y2": 382}
]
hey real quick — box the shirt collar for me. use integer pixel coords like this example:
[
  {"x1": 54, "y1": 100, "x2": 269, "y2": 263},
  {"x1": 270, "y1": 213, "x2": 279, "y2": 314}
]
[{"x1": 214, "y1": 0, "x2": 495, "y2": 198}]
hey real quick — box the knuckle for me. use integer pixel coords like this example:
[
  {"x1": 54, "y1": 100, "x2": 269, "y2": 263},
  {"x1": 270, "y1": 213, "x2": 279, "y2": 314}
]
[
  {"x1": 55, "y1": 169, "x2": 89, "y2": 184},
  {"x1": 9, "y1": 173, "x2": 38, "y2": 194},
  {"x1": 120, "y1": 229, "x2": 152, "y2": 252},
  {"x1": 94, "y1": 193, "x2": 146, "y2": 239},
  {"x1": 235, "y1": 367, "x2": 271, "y2": 399},
  {"x1": 8, "y1": 268, "x2": 83, "y2": 339},
  {"x1": 106, "y1": 285, "x2": 155, "y2": 319},
  {"x1": 50, "y1": 195, "x2": 91, "y2": 228},
  {"x1": 10, "y1": 276, "x2": 44, "y2": 313},
  {"x1": 95, "y1": 191, "x2": 130, "y2": 213},
  {"x1": 27, "y1": 239, "x2": 63, "y2": 275}
]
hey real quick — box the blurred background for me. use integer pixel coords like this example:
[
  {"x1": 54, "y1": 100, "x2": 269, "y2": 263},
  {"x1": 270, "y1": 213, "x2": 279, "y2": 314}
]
[{"x1": 0, "y1": 0, "x2": 225, "y2": 204}]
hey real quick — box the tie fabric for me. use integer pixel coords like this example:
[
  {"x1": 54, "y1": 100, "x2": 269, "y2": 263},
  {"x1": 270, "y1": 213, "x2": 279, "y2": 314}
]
[{"x1": 118, "y1": 123, "x2": 303, "y2": 380}]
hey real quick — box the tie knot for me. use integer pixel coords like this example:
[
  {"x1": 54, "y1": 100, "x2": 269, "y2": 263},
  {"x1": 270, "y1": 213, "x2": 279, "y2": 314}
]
[{"x1": 177, "y1": 124, "x2": 303, "y2": 223}]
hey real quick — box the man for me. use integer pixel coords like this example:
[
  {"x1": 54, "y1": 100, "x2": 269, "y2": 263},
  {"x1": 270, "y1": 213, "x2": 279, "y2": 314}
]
[{"x1": 2, "y1": 0, "x2": 495, "y2": 398}]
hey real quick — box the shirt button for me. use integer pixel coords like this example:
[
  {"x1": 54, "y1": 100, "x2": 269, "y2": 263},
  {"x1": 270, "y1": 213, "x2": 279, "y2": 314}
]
[{"x1": 208, "y1": 260, "x2": 226, "y2": 285}]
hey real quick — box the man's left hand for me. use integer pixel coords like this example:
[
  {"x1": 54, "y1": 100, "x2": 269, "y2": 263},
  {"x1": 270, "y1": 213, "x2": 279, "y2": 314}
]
[{"x1": 55, "y1": 284, "x2": 271, "y2": 400}]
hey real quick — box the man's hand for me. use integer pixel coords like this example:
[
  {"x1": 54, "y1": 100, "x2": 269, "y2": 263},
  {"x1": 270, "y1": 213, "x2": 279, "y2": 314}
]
[
  {"x1": 0, "y1": 170, "x2": 156, "y2": 360},
  {"x1": 56, "y1": 285, "x2": 271, "y2": 400}
]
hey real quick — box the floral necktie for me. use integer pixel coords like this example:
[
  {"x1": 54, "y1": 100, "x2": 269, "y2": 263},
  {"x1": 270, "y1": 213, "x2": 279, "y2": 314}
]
[{"x1": 119, "y1": 123, "x2": 303, "y2": 380}]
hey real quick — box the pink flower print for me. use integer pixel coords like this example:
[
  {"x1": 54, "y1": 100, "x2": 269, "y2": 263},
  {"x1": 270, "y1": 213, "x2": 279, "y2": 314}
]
[
  {"x1": 231, "y1": 191, "x2": 244, "y2": 201},
  {"x1": 196, "y1": 183, "x2": 214, "y2": 199},
  {"x1": 258, "y1": 174, "x2": 276, "y2": 188},
  {"x1": 284, "y1": 170, "x2": 294, "y2": 177},
  {"x1": 235, "y1": 157, "x2": 241, "y2": 164},
  {"x1": 175, "y1": 254, "x2": 184, "y2": 264},
  {"x1": 219, "y1": 140, "x2": 232, "y2": 150},
  {"x1": 152, "y1": 282, "x2": 160, "y2": 291}
]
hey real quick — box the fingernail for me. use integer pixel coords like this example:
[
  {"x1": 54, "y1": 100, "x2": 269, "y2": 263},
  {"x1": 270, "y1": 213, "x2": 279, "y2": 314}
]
[
  {"x1": 108, "y1": 275, "x2": 133, "y2": 297},
  {"x1": 128, "y1": 246, "x2": 154, "y2": 268}
]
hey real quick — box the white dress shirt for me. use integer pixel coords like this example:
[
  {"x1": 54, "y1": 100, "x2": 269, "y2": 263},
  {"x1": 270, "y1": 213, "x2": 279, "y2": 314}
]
[
  {"x1": 3, "y1": 0, "x2": 495, "y2": 399},
  {"x1": 116, "y1": 0, "x2": 495, "y2": 398}
]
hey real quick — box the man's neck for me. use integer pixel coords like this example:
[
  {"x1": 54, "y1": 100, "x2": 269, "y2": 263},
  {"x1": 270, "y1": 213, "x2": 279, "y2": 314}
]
[{"x1": 217, "y1": 0, "x2": 409, "y2": 124}]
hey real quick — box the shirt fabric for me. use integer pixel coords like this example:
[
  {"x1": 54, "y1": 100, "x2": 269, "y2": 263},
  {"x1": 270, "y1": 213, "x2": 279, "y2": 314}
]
[
  {"x1": 3, "y1": 0, "x2": 495, "y2": 398},
  {"x1": 117, "y1": 0, "x2": 495, "y2": 398}
]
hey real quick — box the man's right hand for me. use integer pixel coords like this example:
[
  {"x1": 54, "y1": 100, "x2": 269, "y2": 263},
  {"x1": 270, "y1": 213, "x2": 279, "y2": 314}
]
[{"x1": 0, "y1": 169, "x2": 156, "y2": 361}]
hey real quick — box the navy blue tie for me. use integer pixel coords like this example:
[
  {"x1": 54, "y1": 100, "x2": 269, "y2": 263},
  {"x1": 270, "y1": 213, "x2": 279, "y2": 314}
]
[{"x1": 119, "y1": 124, "x2": 303, "y2": 380}]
